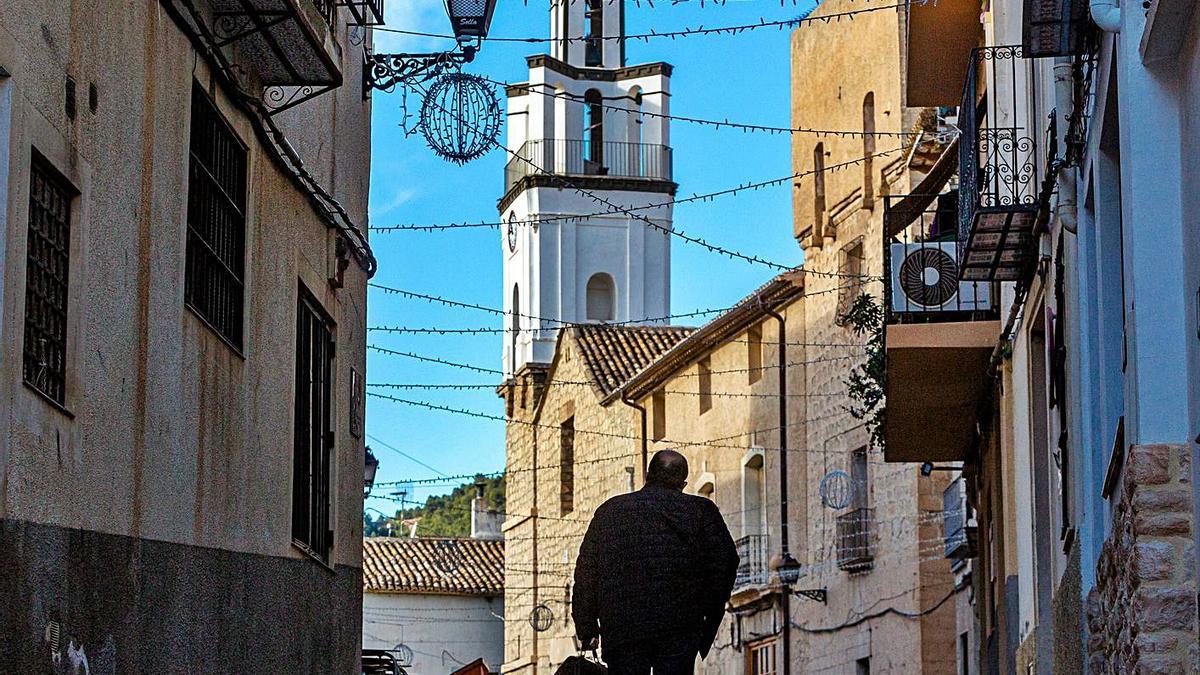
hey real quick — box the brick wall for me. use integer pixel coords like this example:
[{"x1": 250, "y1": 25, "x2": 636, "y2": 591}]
[{"x1": 1087, "y1": 444, "x2": 1198, "y2": 673}]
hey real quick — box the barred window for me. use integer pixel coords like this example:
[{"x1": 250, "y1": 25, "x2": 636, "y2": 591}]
[
  {"x1": 23, "y1": 153, "x2": 75, "y2": 406},
  {"x1": 560, "y1": 415, "x2": 575, "y2": 515},
  {"x1": 186, "y1": 85, "x2": 247, "y2": 348},
  {"x1": 698, "y1": 356, "x2": 713, "y2": 414},
  {"x1": 293, "y1": 286, "x2": 335, "y2": 562}
]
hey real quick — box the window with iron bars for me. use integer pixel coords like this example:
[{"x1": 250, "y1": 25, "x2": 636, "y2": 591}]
[
  {"x1": 185, "y1": 84, "x2": 247, "y2": 349},
  {"x1": 23, "y1": 153, "x2": 76, "y2": 406},
  {"x1": 293, "y1": 285, "x2": 336, "y2": 562}
]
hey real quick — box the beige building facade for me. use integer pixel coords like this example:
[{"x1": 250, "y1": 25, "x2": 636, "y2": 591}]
[{"x1": 0, "y1": 1, "x2": 376, "y2": 670}]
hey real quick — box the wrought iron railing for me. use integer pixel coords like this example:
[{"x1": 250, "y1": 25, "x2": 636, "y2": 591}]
[
  {"x1": 957, "y1": 45, "x2": 1044, "y2": 281},
  {"x1": 735, "y1": 534, "x2": 770, "y2": 588},
  {"x1": 836, "y1": 508, "x2": 875, "y2": 572},
  {"x1": 882, "y1": 192, "x2": 997, "y2": 322},
  {"x1": 311, "y1": 0, "x2": 337, "y2": 27},
  {"x1": 504, "y1": 139, "x2": 673, "y2": 194},
  {"x1": 342, "y1": 0, "x2": 385, "y2": 26}
]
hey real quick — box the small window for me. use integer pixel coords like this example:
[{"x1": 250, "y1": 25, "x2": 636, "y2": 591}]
[
  {"x1": 23, "y1": 153, "x2": 76, "y2": 406},
  {"x1": 584, "y1": 89, "x2": 604, "y2": 170},
  {"x1": 851, "y1": 445, "x2": 870, "y2": 510},
  {"x1": 747, "y1": 324, "x2": 763, "y2": 384},
  {"x1": 856, "y1": 657, "x2": 871, "y2": 675},
  {"x1": 813, "y1": 143, "x2": 827, "y2": 239},
  {"x1": 585, "y1": 272, "x2": 614, "y2": 321},
  {"x1": 747, "y1": 639, "x2": 777, "y2": 675},
  {"x1": 584, "y1": 0, "x2": 603, "y2": 66},
  {"x1": 651, "y1": 390, "x2": 666, "y2": 441},
  {"x1": 698, "y1": 357, "x2": 713, "y2": 414},
  {"x1": 293, "y1": 285, "x2": 335, "y2": 562},
  {"x1": 510, "y1": 283, "x2": 521, "y2": 373},
  {"x1": 836, "y1": 240, "x2": 865, "y2": 326},
  {"x1": 185, "y1": 84, "x2": 247, "y2": 348},
  {"x1": 862, "y1": 92, "x2": 876, "y2": 208},
  {"x1": 560, "y1": 416, "x2": 575, "y2": 515}
]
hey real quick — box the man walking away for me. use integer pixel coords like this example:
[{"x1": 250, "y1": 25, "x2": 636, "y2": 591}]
[{"x1": 572, "y1": 450, "x2": 739, "y2": 675}]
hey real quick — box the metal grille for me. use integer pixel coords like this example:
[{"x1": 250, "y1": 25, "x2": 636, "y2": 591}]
[
  {"x1": 836, "y1": 507, "x2": 876, "y2": 572},
  {"x1": 186, "y1": 85, "x2": 247, "y2": 348},
  {"x1": 293, "y1": 286, "x2": 335, "y2": 561},
  {"x1": 23, "y1": 155, "x2": 74, "y2": 405},
  {"x1": 735, "y1": 534, "x2": 770, "y2": 588}
]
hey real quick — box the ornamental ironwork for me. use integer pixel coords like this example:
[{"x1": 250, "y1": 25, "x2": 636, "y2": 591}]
[
  {"x1": 419, "y1": 72, "x2": 501, "y2": 164},
  {"x1": 819, "y1": 470, "x2": 852, "y2": 510},
  {"x1": 530, "y1": 604, "x2": 554, "y2": 632}
]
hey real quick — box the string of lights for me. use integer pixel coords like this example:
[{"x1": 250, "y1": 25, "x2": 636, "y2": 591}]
[
  {"x1": 366, "y1": 324, "x2": 871, "y2": 347},
  {"x1": 367, "y1": 381, "x2": 853, "y2": 399},
  {"x1": 368, "y1": 151, "x2": 900, "y2": 273},
  {"x1": 483, "y1": 74, "x2": 946, "y2": 139},
  {"x1": 374, "y1": 2, "x2": 909, "y2": 44}
]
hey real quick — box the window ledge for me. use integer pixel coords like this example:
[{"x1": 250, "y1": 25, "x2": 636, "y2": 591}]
[
  {"x1": 185, "y1": 303, "x2": 246, "y2": 360},
  {"x1": 23, "y1": 380, "x2": 74, "y2": 419},
  {"x1": 292, "y1": 540, "x2": 335, "y2": 574}
]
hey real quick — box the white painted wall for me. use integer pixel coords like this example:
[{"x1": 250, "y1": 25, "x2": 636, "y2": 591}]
[{"x1": 362, "y1": 593, "x2": 505, "y2": 675}]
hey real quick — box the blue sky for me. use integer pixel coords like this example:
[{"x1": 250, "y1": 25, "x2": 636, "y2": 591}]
[{"x1": 364, "y1": 0, "x2": 818, "y2": 515}]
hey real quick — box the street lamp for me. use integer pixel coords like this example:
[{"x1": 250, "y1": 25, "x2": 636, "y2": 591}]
[
  {"x1": 364, "y1": 446, "x2": 380, "y2": 498},
  {"x1": 445, "y1": 0, "x2": 497, "y2": 42},
  {"x1": 362, "y1": 0, "x2": 499, "y2": 95}
]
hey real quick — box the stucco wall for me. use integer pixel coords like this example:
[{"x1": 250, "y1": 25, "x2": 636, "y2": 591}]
[
  {"x1": 0, "y1": 1, "x2": 371, "y2": 670},
  {"x1": 363, "y1": 592, "x2": 506, "y2": 675}
]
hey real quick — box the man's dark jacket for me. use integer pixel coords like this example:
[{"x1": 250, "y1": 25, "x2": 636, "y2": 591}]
[{"x1": 572, "y1": 483, "x2": 739, "y2": 657}]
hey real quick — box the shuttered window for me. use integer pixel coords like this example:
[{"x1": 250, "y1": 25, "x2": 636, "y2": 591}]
[
  {"x1": 293, "y1": 286, "x2": 335, "y2": 562},
  {"x1": 185, "y1": 84, "x2": 247, "y2": 348}
]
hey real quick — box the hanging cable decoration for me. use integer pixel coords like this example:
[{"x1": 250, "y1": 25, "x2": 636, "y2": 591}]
[
  {"x1": 530, "y1": 605, "x2": 555, "y2": 632},
  {"x1": 419, "y1": 72, "x2": 503, "y2": 164},
  {"x1": 819, "y1": 469, "x2": 852, "y2": 510}
]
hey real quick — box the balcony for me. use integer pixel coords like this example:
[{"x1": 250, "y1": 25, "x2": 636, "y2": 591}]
[
  {"x1": 943, "y1": 477, "x2": 978, "y2": 562},
  {"x1": 202, "y1": 0, "x2": 342, "y2": 87},
  {"x1": 881, "y1": 192, "x2": 1000, "y2": 463},
  {"x1": 836, "y1": 508, "x2": 875, "y2": 573},
  {"x1": 735, "y1": 534, "x2": 770, "y2": 589},
  {"x1": 503, "y1": 139, "x2": 673, "y2": 197},
  {"x1": 957, "y1": 46, "x2": 1044, "y2": 282}
]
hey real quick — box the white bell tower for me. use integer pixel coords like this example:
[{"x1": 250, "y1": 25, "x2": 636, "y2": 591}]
[{"x1": 500, "y1": 0, "x2": 675, "y2": 377}]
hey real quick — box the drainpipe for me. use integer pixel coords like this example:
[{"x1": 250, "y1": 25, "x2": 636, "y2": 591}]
[
  {"x1": 760, "y1": 299, "x2": 795, "y2": 675},
  {"x1": 620, "y1": 392, "x2": 649, "y2": 482},
  {"x1": 1090, "y1": 0, "x2": 1121, "y2": 33}
]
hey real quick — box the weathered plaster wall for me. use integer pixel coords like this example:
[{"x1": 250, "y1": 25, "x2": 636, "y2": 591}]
[{"x1": 362, "y1": 592, "x2": 506, "y2": 675}]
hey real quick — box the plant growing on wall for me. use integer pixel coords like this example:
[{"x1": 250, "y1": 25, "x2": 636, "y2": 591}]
[{"x1": 841, "y1": 293, "x2": 886, "y2": 449}]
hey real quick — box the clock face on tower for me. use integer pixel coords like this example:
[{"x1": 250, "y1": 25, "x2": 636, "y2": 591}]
[{"x1": 506, "y1": 212, "x2": 517, "y2": 253}]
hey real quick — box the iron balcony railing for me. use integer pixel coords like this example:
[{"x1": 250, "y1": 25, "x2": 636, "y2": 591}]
[
  {"x1": 504, "y1": 139, "x2": 673, "y2": 194},
  {"x1": 943, "y1": 476, "x2": 978, "y2": 560},
  {"x1": 836, "y1": 508, "x2": 876, "y2": 572},
  {"x1": 958, "y1": 45, "x2": 1044, "y2": 282},
  {"x1": 882, "y1": 192, "x2": 998, "y2": 323},
  {"x1": 342, "y1": 0, "x2": 386, "y2": 26},
  {"x1": 735, "y1": 534, "x2": 770, "y2": 588}
]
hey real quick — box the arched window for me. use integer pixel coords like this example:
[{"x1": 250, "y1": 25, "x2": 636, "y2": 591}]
[
  {"x1": 510, "y1": 284, "x2": 520, "y2": 373},
  {"x1": 813, "y1": 142, "x2": 827, "y2": 239},
  {"x1": 862, "y1": 92, "x2": 876, "y2": 208},
  {"x1": 630, "y1": 86, "x2": 645, "y2": 175},
  {"x1": 584, "y1": 89, "x2": 604, "y2": 172},
  {"x1": 584, "y1": 0, "x2": 603, "y2": 66},
  {"x1": 585, "y1": 273, "x2": 614, "y2": 322}
]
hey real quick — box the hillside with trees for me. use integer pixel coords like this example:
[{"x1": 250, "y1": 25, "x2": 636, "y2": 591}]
[{"x1": 364, "y1": 475, "x2": 504, "y2": 538}]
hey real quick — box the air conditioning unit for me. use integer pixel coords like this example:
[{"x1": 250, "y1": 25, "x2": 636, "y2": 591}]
[{"x1": 890, "y1": 241, "x2": 992, "y2": 314}]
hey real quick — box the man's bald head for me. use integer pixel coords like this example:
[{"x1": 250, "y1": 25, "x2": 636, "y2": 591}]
[{"x1": 646, "y1": 450, "x2": 689, "y2": 491}]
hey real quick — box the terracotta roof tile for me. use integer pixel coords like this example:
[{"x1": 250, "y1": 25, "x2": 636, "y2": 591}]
[
  {"x1": 362, "y1": 537, "x2": 504, "y2": 596},
  {"x1": 572, "y1": 325, "x2": 696, "y2": 396}
]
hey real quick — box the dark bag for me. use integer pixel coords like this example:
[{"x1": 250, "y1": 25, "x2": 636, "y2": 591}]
[{"x1": 556, "y1": 652, "x2": 607, "y2": 675}]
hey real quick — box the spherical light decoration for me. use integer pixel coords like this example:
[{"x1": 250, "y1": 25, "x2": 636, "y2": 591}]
[
  {"x1": 392, "y1": 644, "x2": 414, "y2": 666},
  {"x1": 819, "y1": 470, "x2": 853, "y2": 510},
  {"x1": 530, "y1": 604, "x2": 554, "y2": 632},
  {"x1": 419, "y1": 72, "x2": 502, "y2": 165},
  {"x1": 434, "y1": 539, "x2": 463, "y2": 574}
]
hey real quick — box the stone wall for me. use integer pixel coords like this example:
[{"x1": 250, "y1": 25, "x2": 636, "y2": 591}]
[{"x1": 1087, "y1": 444, "x2": 1198, "y2": 673}]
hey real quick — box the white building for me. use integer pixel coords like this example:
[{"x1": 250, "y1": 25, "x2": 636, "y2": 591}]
[
  {"x1": 363, "y1": 496, "x2": 506, "y2": 675},
  {"x1": 500, "y1": 0, "x2": 676, "y2": 376}
]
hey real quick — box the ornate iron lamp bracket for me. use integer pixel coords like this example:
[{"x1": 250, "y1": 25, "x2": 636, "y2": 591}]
[
  {"x1": 362, "y1": 45, "x2": 477, "y2": 99},
  {"x1": 793, "y1": 588, "x2": 828, "y2": 604}
]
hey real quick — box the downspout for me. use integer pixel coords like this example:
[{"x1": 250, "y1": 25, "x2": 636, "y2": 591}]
[
  {"x1": 760, "y1": 299, "x2": 794, "y2": 675},
  {"x1": 620, "y1": 392, "x2": 649, "y2": 482},
  {"x1": 1053, "y1": 60, "x2": 1078, "y2": 235},
  {"x1": 1090, "y1": 0, "x2": 1121, "y2": 33}
]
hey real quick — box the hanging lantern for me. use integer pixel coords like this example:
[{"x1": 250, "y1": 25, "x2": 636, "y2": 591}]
[
  {"x1": 445, "y1": 0, "x2": 497, "y2": 41},
  {"x1": 419, "y1": 72, "x2": 502, "y2": 164}
]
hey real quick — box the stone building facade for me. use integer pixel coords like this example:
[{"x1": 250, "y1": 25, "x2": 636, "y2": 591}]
[{"x1": 0, "y1": 1, "x2": 376, "y2": 671}]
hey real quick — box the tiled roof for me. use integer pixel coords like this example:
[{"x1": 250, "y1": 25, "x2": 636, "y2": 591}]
[
  {"x1": 572, "y1": 325, "x2": 696, "y2": 396},
  {"x1": 363, "y1": 537, "x2": 504, "y2": 596}
]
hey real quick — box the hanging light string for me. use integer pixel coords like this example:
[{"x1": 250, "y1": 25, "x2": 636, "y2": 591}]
[
  {"x1": 404, "y1": 72, "x2": 897, "y2": 276},
  {"x1": 368, "y1": 381, "x2": 854, "y2": 398},
  {"x1": 367, "y1": 324, "x2": 869, "y2": 347},
  {"x1": 483, "y1": 74, "x2": 943, "y2": 139},
  {"x1": 368, "y1": 344, "x2": 862, "y2": 379},
  {"x1": 373, "y1": 2, "x2": 912, "y2": 44},
  {"x1": 364, "y1": 149, "x2": 902, "y2": 247}
]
